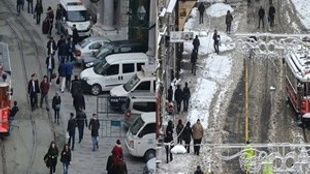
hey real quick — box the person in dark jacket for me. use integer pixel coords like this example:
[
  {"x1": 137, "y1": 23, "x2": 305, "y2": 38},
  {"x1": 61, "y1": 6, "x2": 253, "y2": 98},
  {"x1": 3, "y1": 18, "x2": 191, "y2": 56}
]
[
  {"x1": 60, "y1": 144, "x2": 71, "y2": 174},
  {"x1": 34, "y1": 0, "x2": 43, "y2": 24},
  {"x1": 116, "y1": 159, "x2": 128, "y2": 174},
  {"x1": 72, "y1": 24, "x2": 79, "y2": 44},
  {"x1": 46, "y1": 55, "x2": 55, "y2": 83},
  {"x1": 58, "y1": 60, "x2": 66, "y2": 93},
  {"x1": 258, "y1": 6, "x2": 265, "y2": 29},
  {"x1": 71, "y1": 75, "x2": 82, "y2": 98},
  {"x1": 176, "y1": 119, "x2": 184, "y2": 144},
  {"x1": 167, "y1": 86, "x2": 173, "y2": 103},
  {"x1": 17, "y1": 0, "x2": 23, "y2": 15},
  {"x1": 165, "y1": 120, "x2": 174, "y2": 163},
  {"x1": 28, "y1": 73, "x2": 40, "y2": 111},
  {"x1": 9, "y1": 101, "x2": 19, "y2": 133},
  {"x1": 47, "y1": 37, "x2": 57, "y2": 56},
  {"x1": 183, "y1": 121, "x2": 192, "y2": 153},
  {"x1": 52, "y1": 92, "x2": 61, "y2": 124},
  {"x1": 65, "y1": 60, "x2": 73, "y2": 91},
  {"x1": 76, "y1": 109, "x2": 88, "y2": 143},
  {"x1": 46, "y1": 6, "x2": 54, "y2": 37},
  {"x1": 198, "y1": 3, "x2": 205, "y2": 24},
  {"x1": 268, "y1": 3, "x2": 276, "y2": 27},
  {"x1": 89, "y1": 113, "x2": 100, "y2": 151},
  {"x1": 67, "y1": 37, "x2": 75, "y2": 61},
  {"x1": 56, "y1": 35, "x2": 67, "y2": 63},
  {"x1": 213, "y1": 30, "x2": 220, "y2": 54},
  {"x1": 174, "y1": 84, "x2": 183, "y2": 113},
  {"x1": 192, "y1": 35, "x2": 200, "y2": 52},
  {"x1": 194, "y1": 165, "x2": 204, "y2": 174},
  {"x1": 106, "y1": 155, "x2": 115, "y2": 174},
  {"x1": 40, "y1": 75, "x2": 50, "y2": 111},
  {"x1": 27, "y1": 0, "x2": 33, "y2": 14},
  {"x1": 183, "y1": 82, "x2": 191, "y2": 111},
  {"x1": 73, "y1": 92, "x2": 85, "y2": 112},
  {"x1": 225, "y1": 10, "x2": 233, "y2": 33},
  {"x1": 67, "y1": 113, "x2": 77, "y2": 150},
  {"x1": 46, "y1": 141, "x2": 59, "y2": 174},
  {"x1": 191, "y1": 49, "x2": 198, "y2": 76},
  {"x1": 55, "y1": 4, "x2": 63, "y2": 35}
]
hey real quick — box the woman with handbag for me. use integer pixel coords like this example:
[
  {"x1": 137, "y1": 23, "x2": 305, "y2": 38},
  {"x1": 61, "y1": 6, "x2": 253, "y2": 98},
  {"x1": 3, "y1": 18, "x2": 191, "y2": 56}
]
[
  {"x1": 46, "y1": 141, "x2": 59, "y2": 174},
  {"x1": 60, "y1": 144, "x2": 71, "y2": 174},
  {"x1": 52, "y1": 92, "x2": 61, "y2": 124}
]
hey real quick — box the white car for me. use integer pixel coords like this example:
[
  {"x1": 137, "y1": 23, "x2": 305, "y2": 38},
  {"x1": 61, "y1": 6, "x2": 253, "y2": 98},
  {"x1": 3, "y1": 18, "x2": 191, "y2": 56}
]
[
  {"x1": 75, "y1": 36, "x2": 111, "y2": 63},
  {"x1": 143, "y1": 157, "x2": 156, "y2": 174}
]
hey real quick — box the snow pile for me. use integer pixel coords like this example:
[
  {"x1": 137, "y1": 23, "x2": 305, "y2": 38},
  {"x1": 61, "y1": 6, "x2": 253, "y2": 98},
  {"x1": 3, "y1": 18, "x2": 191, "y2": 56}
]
[
  {"x1": 198, "y1": 0, "x2": 225, "y2": 3},
  {"x1": 206, "y1": 3, "x2": 234, "y2": 18},
  {"x1": 171, "y1": 145, "x2": 187, "y2": 154},
  {"x1": 291, "y1": 0, "x2": 310, "y2": 29}
]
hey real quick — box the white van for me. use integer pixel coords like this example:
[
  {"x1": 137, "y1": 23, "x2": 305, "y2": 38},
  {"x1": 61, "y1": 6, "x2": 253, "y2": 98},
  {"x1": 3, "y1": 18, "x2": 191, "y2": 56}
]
[
  {"x1": 59, "y1": 0, "x2": 92, "y2": 36},
  {"x1": 80, "y1": 53, "x2": 149, "y2": 95},
  {"x1": 125, "y1": 112, "x2": 156, "y2": 161}
]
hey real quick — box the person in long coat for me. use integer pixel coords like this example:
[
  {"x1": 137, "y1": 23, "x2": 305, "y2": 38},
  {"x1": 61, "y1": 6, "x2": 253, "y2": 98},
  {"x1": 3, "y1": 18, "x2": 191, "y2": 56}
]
[
  {"x1": 71, "y1": 75, "x2": 82, "y2": 98},
  {"x1": 182, "y1": 82, "x2": 191, "y2": 111},
  {"x1": 73, "y1": 91, "x2": 85, "y2": 112},
  {"x1": 225, "y1": 10, "x2": 233, "y2": 33},
  {"x1": 198, "y1": 3, "x2": 205, "y2": 24},
  {"x1": 60, "y1": 144, "x2": 71, "y2": 174},
  {"x1": 258, "y1": 6, "x2": 265, "y2": 29},
  {"x1": 174, "y1": 85, "x2": 183, "y2": 113},
  {"x1": 191, "y1": 49, "x2": 198, "y2": 76},
  {"x1": 182, "y1": 121, "x2": 192, "y2": 153},
  {"x1": 45, "y1": 141, "x2": 59, "y2": 174},
  {"x1": 28, "y1": 73, "x2": 40, "y2": 111},
  {"x1": 111, "y1": 139, "x2": 123, "y2": 166},
  {"x1": 52, "y1": 92, "x2": 61, "y2": 124},
  {"x1": 167, "y1": 86, "x2": 173, "y2": 103},
  {"x1": 192, "y1": 119, "x2": 204, "y2": 156},
  {"x1": 165, "y1": 120, "x2": 174, "y2": 163},
  {"x1": 176, "y1": 119, "x2": 184, "y2": 144},
  {"x1": 34, "y1": 0, "x2": 43, "y2": 24}
]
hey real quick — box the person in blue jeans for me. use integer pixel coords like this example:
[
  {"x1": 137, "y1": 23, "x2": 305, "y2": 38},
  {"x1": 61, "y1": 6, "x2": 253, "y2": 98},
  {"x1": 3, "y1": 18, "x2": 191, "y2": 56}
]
[
  {"x1": 76, "y1": 109, "x2": 87, "y2": 143},
  {"x1": 88, "y1": 113, "x2": 100, "y2": 151},
  {"x1": 65, "y1": 60, "x2": 73, "y2": 91},
  {"x1": 9, "y1": 101, "x2": 19, "y2": 133},
  {"x1": 17, "y1": 0, "x2": 23, "y2": 15},
  {"x1": 52, "y1": 92, "x2": 61, "y2": 124},
  {"x1": 27, "y1": 0, "x2": 33, "y2": 14},
  {"x1": 60, "y1": 144, "x2": 71, "y2": 174}
]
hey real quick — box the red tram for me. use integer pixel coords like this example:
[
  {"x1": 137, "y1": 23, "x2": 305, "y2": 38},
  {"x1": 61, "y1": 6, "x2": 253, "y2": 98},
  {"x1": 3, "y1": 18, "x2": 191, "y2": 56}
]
[{"x1": 285, "y1": 47, "x2": 310, "y2": 122}]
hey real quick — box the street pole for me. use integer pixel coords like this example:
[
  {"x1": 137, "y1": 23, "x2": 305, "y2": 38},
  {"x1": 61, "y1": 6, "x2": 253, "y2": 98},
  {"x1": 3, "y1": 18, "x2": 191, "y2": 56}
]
[
  {"x1": 155, "y1": 0, "x2": 161, "y2": 139},
  {"x1": 245, "y1": 58, "x2": 249, "y2": 143}
]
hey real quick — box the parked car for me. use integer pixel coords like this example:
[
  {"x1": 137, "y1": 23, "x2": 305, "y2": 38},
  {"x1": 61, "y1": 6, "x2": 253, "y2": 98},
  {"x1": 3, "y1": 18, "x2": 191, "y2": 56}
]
[
  {"x1": 75, "y1": 36, "x2": 111, "y2": 63},
  {"x1": 109, "y1": 65, "x2": 156, "y2": 110},
  {"x1": 143, "y1": 157, "x2": 156, "y2": 174},
  {"x1": 125, "y1": 112, "x2": 156, "y2": 161},
  {"x1": 81, "y1": 40, "x2": 147, "y2": 69},
  {"x1": 80, "y1": 53, "x2": 149, "y2": 95}
]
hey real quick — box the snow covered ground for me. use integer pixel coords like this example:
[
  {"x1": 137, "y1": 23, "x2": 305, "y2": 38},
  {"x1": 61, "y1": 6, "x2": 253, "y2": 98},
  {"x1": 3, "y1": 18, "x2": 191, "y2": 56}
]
[{"x1": 291, "y1": 0, "x2": 310, "y2": 29}]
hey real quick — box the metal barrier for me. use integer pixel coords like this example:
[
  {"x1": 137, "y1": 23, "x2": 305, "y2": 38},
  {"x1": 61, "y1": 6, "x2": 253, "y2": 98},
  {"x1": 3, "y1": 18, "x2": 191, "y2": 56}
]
[
  {"x1": 96, "y1": 94, "x2": 123, "y2": 118},
  {"x1": 98, "y1": 119, "x2": 127, "y2": 137}
]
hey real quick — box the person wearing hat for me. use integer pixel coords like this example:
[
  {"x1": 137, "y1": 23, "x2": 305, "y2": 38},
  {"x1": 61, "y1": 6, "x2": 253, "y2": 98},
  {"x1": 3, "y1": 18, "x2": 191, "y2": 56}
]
[
  {"x1": 192, "y1": 119, "x2": 203, "y2": 156},
  {"x1": 194, "y1": 165, "x2": 204, "y2": 174}
]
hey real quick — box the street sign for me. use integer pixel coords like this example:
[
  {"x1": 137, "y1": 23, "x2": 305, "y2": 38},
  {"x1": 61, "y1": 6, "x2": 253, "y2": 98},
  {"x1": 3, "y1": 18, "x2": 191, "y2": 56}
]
[{"x1": 170, "y1": 31, "x2": 194, "y2": 43}]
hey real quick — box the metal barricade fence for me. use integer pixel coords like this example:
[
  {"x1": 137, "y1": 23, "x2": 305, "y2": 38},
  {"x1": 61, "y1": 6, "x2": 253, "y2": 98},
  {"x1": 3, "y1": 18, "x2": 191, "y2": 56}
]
[
  {"x1": 98, "y1": 118, "x2": 127, "y2": 138},
  {"x1": 96, "y1": 94, "x2": 123, "y2": 118}
]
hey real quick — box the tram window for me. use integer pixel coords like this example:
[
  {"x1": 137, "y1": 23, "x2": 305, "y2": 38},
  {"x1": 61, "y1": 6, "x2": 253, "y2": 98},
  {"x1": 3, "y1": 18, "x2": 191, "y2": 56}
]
[{"x1": 304, "y1": 83, "x2": 310, "y2": 96}]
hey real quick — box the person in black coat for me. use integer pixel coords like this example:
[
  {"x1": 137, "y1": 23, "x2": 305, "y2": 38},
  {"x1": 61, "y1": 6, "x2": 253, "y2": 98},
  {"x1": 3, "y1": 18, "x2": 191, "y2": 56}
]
[
  {"x1": 213, "y1": 30, "x2": 220, "y2": 54},
  {"x1": 174, "y1": 84, "x2": 183, "y2": 113},
  {"x1": 45, "y1": 141, "x2": 59, "y2": 174},
  {"x1": 76, "y1": 109, "x2": 88, "y2": 143},
  {"x1": 46, "y1": 55, "x2": 55, "y2": 82},
  {"x1": 182, "y1": 121, "x2": 192, "y2": 153},
  {"x1": 34, "y1": 0, "x2": 43, "y2": 24},
  {"x1": 191, "y1": 49, "x2": 198, "y2": 76},
  {"x1": 194, "y1": 165, "x2": 204, "y2": 174},
  {"x1": 268, "y1": 3, "x2": 276, "y2": 27},
  {"x1": 183, "y1": 82, "x2": 191, "y2": 112},
  {"x1": 258, "y1": 6, "x2": 265, "y2": 29},
  {"x1": 176, "y1": 119, "x2": 184, "y2": 144},
  {"x1": 52, "y1": 92, "x2": 61, "y2": 124},
  {"x1": 47, "y1": 37, "x2": 57, "y2": 56},
  {"x1": 73, "y1": 91, "x2": 85, "y2": 112},
  {"x1": 165, "y1": 120, "x2": 174, "y2": 163},
  {"x1": 106, "y1": 155, "x2": 115, "y2": 174},
  {"x1": 198, "y1": 3, "x2": 205, "y2": 24},
  {"x1": 28, "y1": 73, "x2": 40, "y2": 111},
  {"x1": 89, "y1": 114, "x2": 100, "y2": 151},
  {"x1": 67, "y1": 113, "x2": 77, "y2": 151},
  {"x1": 192, "y1": 35, "x2": 200, "y2": 52},
  {"x1": 60, "y1": 144, "x2": 72, "y2": 174},
  {"x1": 167, "y1": 86, "x2": 173, "y2": 103},
  {"x1": 72, "y1": 24, "x2": 79, "y2": 44},
  {"x1": 71, "y1": 75, "x2": 81, "y2": 98}
]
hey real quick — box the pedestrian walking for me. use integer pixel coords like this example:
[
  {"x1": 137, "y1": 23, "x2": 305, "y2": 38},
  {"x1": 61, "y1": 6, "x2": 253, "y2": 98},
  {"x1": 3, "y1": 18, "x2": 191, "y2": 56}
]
[
  {"x1": 112, "y1": 139, "x2": 123, "y2": 166},
  {"x1": 191, "y1": 49, "x2": 198, "y2": 76},
  {"x1": 26, "y1": 0, "x2": 33, "y2": 14},
  {"x1": 67, "y1": 37, "x2": 75, "y2": 61},
  {"x1": 116, "y1": 159, "x2": 128, "y2": 174},
  {"x1": 165, "y1": 120, "x2": 174, "y2": 163},
  {"x1": 8, "y1": 101, "x2": 19, "y2": 133},
  {"x1": 58, "y1": 60, "x2": 66, "y2": 93},
  {"x1": 46, "y1": 55, "x2": 55, "y2": 83},
  {"x1": 198, "y1": 3, "x2": 205, "y2": 24},
  {"x1": 52, "y1": 92, "x2": 61, "y2": 124},
  {"x1": 268, "y1": 3, "x2": 276, "y2": 27},
  {"x1": 27, "y1": 73, "x2": 40, "y2": 111},
  {"x1": 44, "y1": 141, "x2": 59, "y2": 174},
  {"x1": 73, "y1": 92, "x2": 85, "y2": 112},
  {"x1": 225, "y1": 10, "x2": 233, "y2": 33},
  {"x1": 65, "y1": 60, "x2": 73, "y2": 91},
  {"x1": 192, "y1": 119, "x2": 204, "y2": 156},
  {"x1": 72, "y1": 24, "x2": 79, "y2": 44},
  {"x1": 192, "y1": 35, "x2": 200, "y2": 52},
  {"x1": 40, "y1": 75, "x2": 50, "y2": 111},
  {"x1": 34, "y1": 0, "x2": 43, "y2": 24},
  {"x1": 21, "y1": 0, "x2": 25, "y2": 10},
  {"x1": 183, "y1": 121, "x2": 192, "y2": 153},
  {"x1": 60, "y1": 144, "x2": 71, "y2": 174},
  {"x1": 67, "y1": 113, "x2": 77, "y2": 151},
  {"x1": 55, "y1": 4, "x2": 63, "y2": 35},
  {"x1": 76, "y1": 109, "x2": 87, "y2": 143},
  {"x1": 71, "y1": 75, "x2": 82, "y2": 98},
  {"x1": 17, "y1": 0, "x2": 23, "y2": 15},
  {"x1": 46, "y1": 6, "x2": 54, "y2": 37},
  {"x1": 56, "y1": 35, "x2": 67, "y2": 63},
  {"x1": 213, "y1": 30, "x2": 220, "y2": 54},
  {"x1": 167, "y1": 85, "x2": 173, "y2": 103},
  {"x1": 194, "y1": 165, "x2": 204, "y2": 174},
  {"x1": 174, "y1": 84, "x2": 183, "y2": 113},
  {"x1": 47, "y1": 37, "x2": 57, "y2": 56},
  {"x1": 258, "y1": 6, "x2": 265, "y2": 29},
  {"x1": 176, "y1": 119, "x2": 184, "y2": 144},
  {"x1": 106, "y1": 155, "x2": 115, "y2": 174},
  {"x1": 183, "y1": 82, "x2": 190, "y2": 112},
  {"x1": 89, "y1": 113, "x2": 100, "y2": 151}
]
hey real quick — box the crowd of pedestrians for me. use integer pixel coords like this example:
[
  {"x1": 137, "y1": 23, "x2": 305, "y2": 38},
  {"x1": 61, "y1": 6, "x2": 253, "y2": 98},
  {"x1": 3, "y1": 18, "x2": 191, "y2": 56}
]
[{"x1": 167, "y1": 82, "x2": 191, "y2": 114}]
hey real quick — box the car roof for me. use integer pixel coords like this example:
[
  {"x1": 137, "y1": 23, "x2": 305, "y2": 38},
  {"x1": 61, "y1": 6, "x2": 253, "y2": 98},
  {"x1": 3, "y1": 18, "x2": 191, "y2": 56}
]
[
  {"x1": 83, "y1": 36, "x2": 111, "y2": 43},
  {"x1": 140, "y1": 112, "x2": 156, "y2": 123},
  {"x1": 60, "y1": 0, "x2": 86, "y2": 11},
  {"x1": 105, "y1": 53, "x2": 149, "y2": 64}
]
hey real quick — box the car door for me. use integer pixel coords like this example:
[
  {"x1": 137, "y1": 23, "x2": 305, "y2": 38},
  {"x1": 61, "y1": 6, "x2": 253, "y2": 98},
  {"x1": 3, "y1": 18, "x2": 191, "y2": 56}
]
[
  {"x1": 133, "y1": 81, "x2": 151, "y2": 93},
  {"x1": 136, "y1": 123, "x2": 156, "y2": 156},
  {"x1": 103, "y1": 64, "x2": 122, "y2": 90},
  {"x1": 122, "y1": 63, "x2": 135, "y2": 84}
]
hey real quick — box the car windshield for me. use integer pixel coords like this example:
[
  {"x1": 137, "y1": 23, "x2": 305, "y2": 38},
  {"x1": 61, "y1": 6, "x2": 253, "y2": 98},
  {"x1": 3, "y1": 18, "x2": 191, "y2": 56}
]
[
  {"x1": 79, "y1": 38, "x2": 90, "y2": 48},
  {"x1": 123, "y1": 74, "x2": 140, "y2": 92},
  {"x1": 67, "y1": 10, "x2": 89, "y2": 22},
  {"x1": 94, "y1": 59, "x2": 109, "y2": 74},
  {"x1": 93, "y1": 48, "x2": 111, "y2": 59},
  {"x1": 130, "y1": 117, "x2": 144, "y2": 135}
]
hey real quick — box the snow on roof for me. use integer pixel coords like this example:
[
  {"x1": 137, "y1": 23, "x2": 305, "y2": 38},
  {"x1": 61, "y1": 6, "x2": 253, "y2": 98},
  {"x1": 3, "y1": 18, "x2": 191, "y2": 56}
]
[{"x1": 286, "y1": 48, "x2": 310, "y2": 82}]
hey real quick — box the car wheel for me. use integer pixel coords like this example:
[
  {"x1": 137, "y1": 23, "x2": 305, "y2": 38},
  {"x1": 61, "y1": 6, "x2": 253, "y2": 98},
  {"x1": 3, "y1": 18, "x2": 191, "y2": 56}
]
[
  {"x1": 144, "y1": 149, "x2": 155, "y2": 162},
  {"x1": 91, "y1": 84, "x2": 101, "y2": 95}
]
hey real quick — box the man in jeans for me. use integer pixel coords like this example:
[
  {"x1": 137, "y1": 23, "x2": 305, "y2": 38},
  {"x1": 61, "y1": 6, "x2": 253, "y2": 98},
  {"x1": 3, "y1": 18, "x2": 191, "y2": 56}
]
[
  {"x1": 27, "y1": 0, "x2": 33, "y2": 14},
  {"x1": 89, "y1": 113, "x2": 100, "y2": 151},
  {"x1": 76, "y1": 109, "x2": 88, "y2": 143},
  {"x1": 40, "y1": 75, "x2": 50, "y2": 111},
  {"x1": 67, "y1": 113, "x2": 77, "y2": 151}
]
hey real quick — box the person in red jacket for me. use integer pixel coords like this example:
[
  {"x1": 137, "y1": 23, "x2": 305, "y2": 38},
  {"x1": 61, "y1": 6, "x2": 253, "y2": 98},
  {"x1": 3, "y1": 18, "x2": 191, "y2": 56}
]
[{"x1": 111, "y1": 139, "x2": 123, "y2": 166}]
